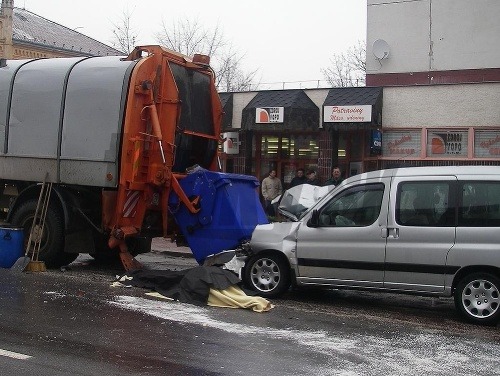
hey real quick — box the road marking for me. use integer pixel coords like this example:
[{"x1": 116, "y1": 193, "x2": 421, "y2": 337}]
[{"x1": 0, "y1": 348, "x2": 32, "y2": 360}]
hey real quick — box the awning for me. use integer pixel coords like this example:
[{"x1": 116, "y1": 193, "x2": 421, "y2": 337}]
[
  {"x1": 322, "y1": 87, "x2": 383, "y2": 130},
  {"x1": 218, "y1": 92, "x2": 233, "y2": 131},
  {"x1": 242, "y1": 90, "x2": 319, "y2": 131}
]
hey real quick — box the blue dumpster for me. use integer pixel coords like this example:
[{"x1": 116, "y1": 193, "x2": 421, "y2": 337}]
[
  {"x1": 169, "y1": 168, "x2": 268, "y2": 264},
  {"x1": 0, "y1": 226, "x2": 24, "y2": 268}
]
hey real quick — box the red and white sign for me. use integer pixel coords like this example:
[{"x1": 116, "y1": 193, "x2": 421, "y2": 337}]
[
  {"x1": 123, "y1": 190, "x2": 140, "y2": 218},
  {"x1": 223, "y1": 132, "x2": 239, "y2": 154},
  {"x1": 427, "y1": 130, "x2": 468, "y2": 157},
  {"x1": 324, "y1": 105, "x2": 372, "y2": 123},
  {"x1": 256, "y1": 107, "x2": 284, "y2": 123}
]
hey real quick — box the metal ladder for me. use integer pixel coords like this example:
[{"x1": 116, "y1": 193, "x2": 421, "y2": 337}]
[{"x1": 26, "y1": 180, "x2": 53, "y2": 266}]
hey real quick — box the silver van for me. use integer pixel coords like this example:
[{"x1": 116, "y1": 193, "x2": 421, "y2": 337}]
[{"x1": 243, "y1": 166, "x2": 500, "y2": 325}]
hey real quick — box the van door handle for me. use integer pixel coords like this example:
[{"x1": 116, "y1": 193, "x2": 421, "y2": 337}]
[{"x1": 386, "y1": 227, "x2": 399, "y2": 239}]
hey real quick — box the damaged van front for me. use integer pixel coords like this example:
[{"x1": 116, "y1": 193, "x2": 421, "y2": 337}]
[{"x1": 244, "y1": 184, "x2": 335, "y2": 297}]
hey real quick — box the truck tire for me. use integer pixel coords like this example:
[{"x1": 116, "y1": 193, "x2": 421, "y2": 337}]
[
  {"x1": 10, "y1": 199, "x2": 75, "y2": 268},
  {"x1": 243, "y1": 252, "x2": 290, "y2": 298},
  {"x1": 454, "y1": 272, "x2": 500, "y2": 326}
]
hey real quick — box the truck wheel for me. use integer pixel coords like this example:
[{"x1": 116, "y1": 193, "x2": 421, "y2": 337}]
[
  {"x1": 10, "y1": 199, "x2": 73, "y2": 268},
  {"x1": 244, "y1": 252, "x2": 290, "y2": 298},
  {"x1": 454, "y1": 273, "x2": 500, "y2": 325}
]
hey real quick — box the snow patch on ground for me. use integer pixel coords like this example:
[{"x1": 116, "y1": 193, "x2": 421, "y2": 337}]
[
  {"x1": 44, "y1": 291, "x2": 66, "y2": 298},
  {"x1": 112, "y1": 295, "x2": 500, "y2": 376}
]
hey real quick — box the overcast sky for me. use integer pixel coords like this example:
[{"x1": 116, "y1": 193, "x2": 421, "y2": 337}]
[{"x1": 22, "y1": 0, "x2": 366, "y2": 89}]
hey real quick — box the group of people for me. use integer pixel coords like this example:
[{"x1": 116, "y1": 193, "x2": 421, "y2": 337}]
[
  {"x1": 261, "y1": 166, "x2": 344, "y2": 216},
  {"x1": 288, "y1": 167, "x2": 343, "y2": 188}
]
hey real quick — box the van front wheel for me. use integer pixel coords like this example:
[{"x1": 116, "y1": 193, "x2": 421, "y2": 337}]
[
  {"x1": 243, "y1": 253, "x2": 290, "y2": 298},
  {"x1": 454, "y1": 273, "x2": 500, "y2": 325}
]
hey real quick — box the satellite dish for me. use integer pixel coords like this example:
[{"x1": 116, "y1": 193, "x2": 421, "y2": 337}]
[{"x1": 373, "y1": 39, "x2": 390, "y2": 60}]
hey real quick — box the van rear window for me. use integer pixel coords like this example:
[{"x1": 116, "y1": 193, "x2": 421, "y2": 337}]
[
  {"x1": 459, "y1": 182, "x2": 500, "y2": 227},
  {"x1": 396, "y1": 182, "x2": 454, "y2": 227}
]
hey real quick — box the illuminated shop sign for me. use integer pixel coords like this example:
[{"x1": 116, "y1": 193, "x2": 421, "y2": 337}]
[
  {"x1": 427, "y1": 130, "x2": 468, "y2": 157},
  {"x1": 474, "y1": 130, "x2": 500, "y2": 158},
  {"x1": 323, "y1": 105, "x2": 372, "y2": 123},
  {"x1": 256, "y1": 107, "x2": 284, "y2": 123},
  {"x1": 382, "y1": 131, "x2": 421, "y2": 157}
]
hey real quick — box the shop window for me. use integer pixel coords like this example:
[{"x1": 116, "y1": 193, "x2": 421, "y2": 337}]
[
  {"x1": 291, "y1": 135, "x2": 319, "y2": 159},
  {"x1": 474, "y1": 130, "x2": 500, "y2": 159},
  {"x1": 338, "y1": 135, "x2": 346, "y2": 157},
  {"x1": 261, "y1": 135, "x2": 279, "y2": 156},
  {"x1": 260, "y1": 135, "x2": 318, "y2": 159}
]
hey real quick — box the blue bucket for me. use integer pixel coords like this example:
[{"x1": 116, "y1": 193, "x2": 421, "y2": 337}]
[{"x1": 0, "y1": 226, "x2": 25, "y2": 268}]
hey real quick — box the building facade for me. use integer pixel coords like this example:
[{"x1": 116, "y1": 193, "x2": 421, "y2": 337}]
[
  {"x1": 219, "y1": 86, "x2": 383, "y2": 186},
  {"x1": 220, "y1": 0, "x2": 500, "y2": 186},
  {"x1": 0, "y1": 0, "x2": 122, "y2": 59},
  {"x1": 366, "y1": 0, "x2": 500, "y2": 169}
]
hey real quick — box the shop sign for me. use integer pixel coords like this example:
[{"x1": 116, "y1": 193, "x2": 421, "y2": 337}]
[
  {"x1": 382, "y1": 131, "x2": 421, "y2": 157},
  {"x1": 427, "y1": 130, "x2": 468, "y2": 157},
  {"x1": 370, "y1": 129, "x2": 382, "y2": 156},
  {"x1": 474, "y1": 130, "x2": 500, "y2": 158},
  {"x1": 222, "y1": 132, "x2": 239, "y2": 154},
  {"x1": 323, "y1": 105, "x2": 372, "y2": 123},
  {"x1": 256, "y1": 107, "x2": 284, "y2": 123}
]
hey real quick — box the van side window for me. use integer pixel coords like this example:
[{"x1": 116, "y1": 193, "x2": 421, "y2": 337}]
[
  {"x1": 459, "y1": 182, "x2": 500, "y2": 227},
  {"x1": 397, "y1": 182, "x2": 453, "y2": 226},
  {"x1": 318, "y1": 183, "x2": 384, "y2": 227}
]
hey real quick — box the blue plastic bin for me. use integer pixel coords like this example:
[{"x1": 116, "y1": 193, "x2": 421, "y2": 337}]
[
  {"x1": 169, "y1": 169, "x2": 269, "y2": 264},
  {"x1": 0, "y1": 226, "x2": 25, "y2": 268}
]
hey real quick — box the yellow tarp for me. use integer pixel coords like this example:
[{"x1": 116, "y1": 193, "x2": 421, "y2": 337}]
[{"x1": 207, "y1": 285, "x2": 274, "y2": 312}]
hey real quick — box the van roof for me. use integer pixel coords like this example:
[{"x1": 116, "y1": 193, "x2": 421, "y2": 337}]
[{"x1": 347, "y1": 165, "x2": 500, "y2": 183}]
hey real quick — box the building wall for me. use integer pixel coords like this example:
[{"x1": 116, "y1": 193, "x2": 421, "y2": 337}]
[
  {"x1": 382, "y1": 83, "x2": 500, "y2": 128},
  {"x1": 230, "y1": 92, "x2": 257, "y2": 129},
  {"x1": 367, "y1": 0, "x2": 500, "y2": 74},
  {"x1": 0, "y1": 43, "x2": 74, "y2": 59},
  {"x1": 304, "y1": 89, "x2": 329, "y2": 126}
]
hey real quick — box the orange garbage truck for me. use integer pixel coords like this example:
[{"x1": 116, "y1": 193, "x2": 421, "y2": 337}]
[{"x1": 0, "y1": 45, "x2": 229, "y2": 269}]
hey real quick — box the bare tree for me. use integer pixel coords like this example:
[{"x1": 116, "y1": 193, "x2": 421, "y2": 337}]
[
  {"x1": 216, "y1": 48, "x2": 258, "y2": 92},
  {"x1": 111, "y1": 8, "x2": 138, "y2": 54},
  {"x1": 156, "y1": 18, "x2": 257, "y2": 92},
  {"x1": 322, "y1": 40, "x2": 366, "y2": 87}
]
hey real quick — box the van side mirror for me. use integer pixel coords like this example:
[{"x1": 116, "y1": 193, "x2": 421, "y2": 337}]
[{"x1": 308, "y1": 209, "x2": 320, "y2": 227}]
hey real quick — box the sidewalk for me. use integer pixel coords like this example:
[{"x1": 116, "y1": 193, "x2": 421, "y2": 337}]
[{"x1": 151, "y1": 237, "x2": 193, "y2": 258}]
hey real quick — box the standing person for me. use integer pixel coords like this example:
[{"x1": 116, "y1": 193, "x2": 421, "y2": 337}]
[
  {"x1": 324, "y1": 166, "x2": 344, "y2": 186},
  {"x1": 305, "y1": 169, "x2": 320, "y2": 186},
  {"x1": 290, "y1": 168, "x2": 307, "y2": 187},
  {"x1": 261, "y1": 169, "x2": 282, "y2": 216}
]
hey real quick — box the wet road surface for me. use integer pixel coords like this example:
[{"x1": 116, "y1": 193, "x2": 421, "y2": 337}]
[{"x1": 0, "y1": 252, "x2": 499, "y2": 376}]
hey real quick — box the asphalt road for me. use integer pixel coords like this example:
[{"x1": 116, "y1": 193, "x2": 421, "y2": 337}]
[{"x1": 0, "y1": 251, "x2": 499, "y2": 376}]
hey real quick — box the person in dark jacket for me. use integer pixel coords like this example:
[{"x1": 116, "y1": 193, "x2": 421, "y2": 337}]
[
  {"x1": 324, "y1": 166, "x2": 343, "y2": 186},
  {"x1": 305, "y1": 169, "x2": 320, "y2": 186},
  {"x1": 290, "y1": 168, "x2": 307, "y2": 187}
]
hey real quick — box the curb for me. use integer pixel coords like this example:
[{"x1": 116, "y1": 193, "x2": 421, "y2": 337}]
[{"x1": 150, "y1": 248, "x2": 194, "y2": 258}]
